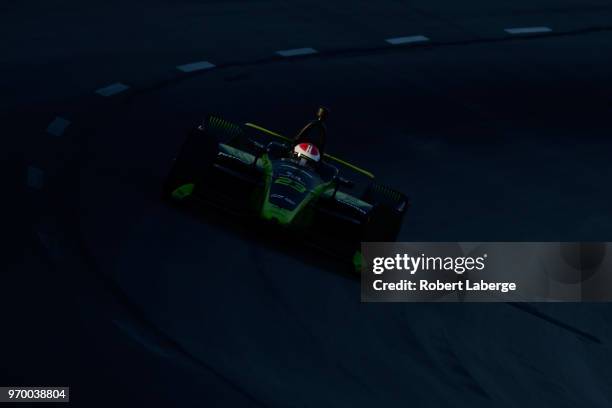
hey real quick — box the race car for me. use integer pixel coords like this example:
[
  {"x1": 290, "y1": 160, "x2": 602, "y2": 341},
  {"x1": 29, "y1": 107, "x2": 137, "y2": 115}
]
[{"x1": 162, "y1": 108, "x2": 409, "y2": 272}]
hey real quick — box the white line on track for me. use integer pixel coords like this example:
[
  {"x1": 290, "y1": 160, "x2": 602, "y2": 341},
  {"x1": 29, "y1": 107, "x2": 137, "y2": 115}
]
[
  {"x1": 95, "y1": 82, "x2": 130, "y2": 97},
  {"x1": 385, "y1": 35, "x2": 430, "y2": 45},
  {"x1": 46, "y1": 116, "x2": 71, "y2": 136},
  {"x1": 276, "y1": 47, "x2": 318, "y2": 57},
  {"x1": 176, "y1": 61, "x2": 216, "y2": 73},
  {"x1": 27, "y1": 166, "x2": 44, "y2": 189},
  {"x1": 504, "y1": 27, "x2": 552, "y2": 35}
]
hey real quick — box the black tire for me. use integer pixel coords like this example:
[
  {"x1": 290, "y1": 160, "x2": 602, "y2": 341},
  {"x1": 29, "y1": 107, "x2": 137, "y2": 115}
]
[
  {"x1": 162, "y1": 125, "x2": 218, "y2": 200},
  {"x1": 362, "y1": 183, "x2": 408, "y2": 242}
]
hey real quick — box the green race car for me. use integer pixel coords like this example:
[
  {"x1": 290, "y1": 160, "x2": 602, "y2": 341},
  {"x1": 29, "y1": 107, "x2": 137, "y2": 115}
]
[{"x1": 162, "y1": 108, "x2": 408, "y2": 271}]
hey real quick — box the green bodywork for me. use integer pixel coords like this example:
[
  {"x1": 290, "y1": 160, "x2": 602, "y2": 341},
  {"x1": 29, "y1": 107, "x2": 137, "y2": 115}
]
[
  {"x1": 172, "y1": 142, "x2": 373, "y2": 228},
  {"x1": 171, "y1": 183, "x2": 194, "y2": 200},
  {"x1": 216, "y1": 144, "x2": 371, "y2": 227},
  {"x1": 259, "y1": 153, "x2": 334, "y2": 226}
]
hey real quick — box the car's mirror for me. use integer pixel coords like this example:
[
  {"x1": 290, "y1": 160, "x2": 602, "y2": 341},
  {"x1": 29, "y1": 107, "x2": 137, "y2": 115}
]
[
  {"x1": 267, "y1": 142, "x2": 290, "y2": 158},
  {"x1": 247, "y1": 139, "x2": 268, "y2": 167},
  {"x1": 247, "y1": 138, "x2": 266, "y2": 153}
]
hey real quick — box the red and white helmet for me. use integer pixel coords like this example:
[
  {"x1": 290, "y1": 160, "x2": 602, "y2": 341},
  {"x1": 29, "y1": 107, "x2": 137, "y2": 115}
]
[{"x1": 293, "y1": 143, "x2": 321, "y2": 165}]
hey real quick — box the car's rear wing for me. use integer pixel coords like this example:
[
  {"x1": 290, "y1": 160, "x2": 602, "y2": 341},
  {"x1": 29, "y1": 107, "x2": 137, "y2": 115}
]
[{"x1": 244, "y1": 122, "x2": 375, "y2": 179}]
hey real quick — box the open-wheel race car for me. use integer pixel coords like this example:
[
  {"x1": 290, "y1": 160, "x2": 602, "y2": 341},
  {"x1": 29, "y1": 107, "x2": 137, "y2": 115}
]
[{"x1": 162, "y1": 108, "x2": 409, "y2": 272}]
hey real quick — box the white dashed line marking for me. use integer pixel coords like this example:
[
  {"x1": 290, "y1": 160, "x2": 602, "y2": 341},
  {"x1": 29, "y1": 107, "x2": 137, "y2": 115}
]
[
  {"x1": 95, "y1": 82, "x2": 130, "y2": 96},
  {"x1": 177, "y1": 61, "x2": 216, "y2": 73},
  {"x1": 46, "y1": 116, "x2": 71, "y2": 136},
  {"x1": 276, "y1": 47, "x2": 318, "y2": 57},
  {"x1": 504, "y1": 27, "x2": 552, "y2": 35},
  {"x1": 385, "y1": 35, "x2": 430, "y2": 45},
  {"x1": 27, "y1": 166, "x2": 44, "y2": 189}
]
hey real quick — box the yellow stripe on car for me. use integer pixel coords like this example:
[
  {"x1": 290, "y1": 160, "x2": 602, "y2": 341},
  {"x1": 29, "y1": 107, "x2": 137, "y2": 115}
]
[{"x1": 245, "y1": 122, "x2": 292, "y2": 142}]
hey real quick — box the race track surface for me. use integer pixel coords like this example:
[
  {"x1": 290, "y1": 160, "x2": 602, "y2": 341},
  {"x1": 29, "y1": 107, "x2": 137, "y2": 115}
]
[{"x1": 4, "y1": 1, "x2": 612, "y2": 406}]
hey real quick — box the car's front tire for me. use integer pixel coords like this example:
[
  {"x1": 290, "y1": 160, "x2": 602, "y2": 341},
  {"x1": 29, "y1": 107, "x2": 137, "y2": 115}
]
[{"x1": 162, "y1": 124, "x2": 218, "y2": 201}]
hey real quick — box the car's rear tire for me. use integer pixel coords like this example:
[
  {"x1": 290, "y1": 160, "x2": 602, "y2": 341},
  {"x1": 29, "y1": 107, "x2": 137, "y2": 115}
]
[{"x1": 362, "y1": 183, "x2": 408, "y2": 242}]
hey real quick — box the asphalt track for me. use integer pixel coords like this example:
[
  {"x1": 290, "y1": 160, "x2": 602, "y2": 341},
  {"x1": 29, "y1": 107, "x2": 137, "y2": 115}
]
[{"x1": 4, "y1": 1, "x2": 612, "y2": 407}]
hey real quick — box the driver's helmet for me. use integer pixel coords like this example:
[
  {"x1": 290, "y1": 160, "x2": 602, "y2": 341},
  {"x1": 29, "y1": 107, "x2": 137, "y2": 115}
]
[{"x1": 293, "y1": 143, "x2": 321, "y2": 167}]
